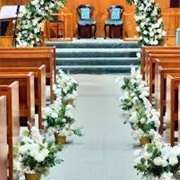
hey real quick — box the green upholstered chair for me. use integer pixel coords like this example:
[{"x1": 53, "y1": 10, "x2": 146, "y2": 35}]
[
  {"x1": 77, "y1": 4, "x2": 96, "y2": 39},
  {"x1": 104, "y1": 5, "x2": 124, "y2": 39}
]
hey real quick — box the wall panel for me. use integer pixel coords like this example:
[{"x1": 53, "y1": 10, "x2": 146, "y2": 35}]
[{"x1": 1, "y1": 0, "x2": 180, "y2": 38}]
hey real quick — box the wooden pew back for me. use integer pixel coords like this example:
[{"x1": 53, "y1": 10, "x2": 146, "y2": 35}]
[
  {"x1": 0, "y1": 66, "x2": 46, "y2": 129},
  {"x1": 0, "y1": 96, "x2": 8, "y2": 180},
  {"x1": 0, "y1": 73, "x2": 35, "y2": 125},
  {"x1": 140, "y1": 46, "x2": 180, "y2": 76},
  {"x1": 165, "y1": 75, "x2": 180, "y2": 146},
  {"x1": 154, "y1": 63, "x2": 180, "y2": 134},
  {"x1": 0, "y1": 81, "x2": 20, "y2": 180},
  {"x1": 145, "y1": 55, "x2": 180, "y2": 102},
  {"x1": 0, "y1": 47, "x2": 55, "y2": 103}
]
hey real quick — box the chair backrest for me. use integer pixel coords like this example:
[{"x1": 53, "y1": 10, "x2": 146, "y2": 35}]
[
  {"x1": 77, "y1": 4, "x2": 94, "y2": 20},
  {"x1": 108, "y1": 5, "x2": 124, "y2": 20}
]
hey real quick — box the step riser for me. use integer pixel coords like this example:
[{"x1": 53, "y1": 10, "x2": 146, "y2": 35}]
[
  {"x1": 57, "y1": 67, "x2": 132, "y2": 74},
  {"x1": 47, "y1": 40, "x2": 140, "y2": 74},
  {"x1": 56, "y1": 52, "x2": 138, "y2": 58},
  {"x1": 56, "y1": 60, "x2": 139, "y2": 66},
  {"x1": 47, "y1": 42, "x2": 140, "y2": 49}
]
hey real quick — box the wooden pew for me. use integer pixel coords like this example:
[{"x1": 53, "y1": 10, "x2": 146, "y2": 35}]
[
  {"x1": 154, "y1": 61, "x2": 180, "y2": 134},
  {"x1": 164, "y1": 75, "x2": 180, "y2": 146},
  {"x1": 0, "y1": 47, "x2": 56, "y2": 103},
  {"x1": 178, "y1": 86, "x2": 180, "y2": 145},
  {"x1": 140, "y1": 46, "x2": 180, "y2": 79},
  {"x1": 145, "y1": 53, "x2": 180, "y2": 81},
  {"x1": 0, "y1": 72, "x2": 35, "y2": 126},
  {"x1": 145, "y1": 54, "x2": 180, "y2": 102},
  {"x1": 0, "y1": 81, "x2": 20, "y2": 180},
  {"x1": 140, "y1": 46, "x2": 180, "y2": 77},
  {"x1": 0, "y1": 66, "x2": 46, "y2": 129},
  {"x1": 0, "y1": 96, "x2": 8, "y2": 180}
]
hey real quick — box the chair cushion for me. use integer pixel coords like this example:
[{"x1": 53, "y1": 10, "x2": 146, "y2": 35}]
[
  {"x1": 105, "y1": 20, "x2": 123, "y2": 26},
  {"x1": 78, "y1": 20, "x2": 96, "y2": 26},
  {"x1": 111, "y1": 8, "x2": 120, "y2": 20},
  {"x1": 81, "y1": 8, "x2": 90, "y2": 19}
]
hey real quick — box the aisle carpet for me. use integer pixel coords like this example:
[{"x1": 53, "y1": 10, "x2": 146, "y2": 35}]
[{"x1": 48, "y1": 74, "x2": 141, "y2": 180}]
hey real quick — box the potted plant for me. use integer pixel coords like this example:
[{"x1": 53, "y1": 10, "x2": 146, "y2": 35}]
[
  {"x1": 53, "y1": 69, "x2": 78, "y2": 106},
  {"x1": 43, "y1": 96, "x2": 82, "y2": 145},
  {"x1": 14, "y1": 125, "x2": 62, "y2": 180},
  {"x1": 134, "y1": 143, "x2": 174, "y2": 179}
]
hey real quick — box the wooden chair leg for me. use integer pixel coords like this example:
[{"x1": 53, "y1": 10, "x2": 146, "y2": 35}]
[
  {"x1": 90, "y1": 26, "x2": 92, "y2": 38},
  {"x1": 109, "y1": 26, "x2": 112, "y2": 38},
  {"x1": 120, "y1": 25, "x2": 123, "y2": 39},
  {"x1": 78, "y1": 25, "x2": 81, "y2": 39},
  {"x1": 93, "y1": 25, "x2": 96, "y2": 39},
  {"x1": 104, "y1": 24, "x2": 107, "y2": 39}
]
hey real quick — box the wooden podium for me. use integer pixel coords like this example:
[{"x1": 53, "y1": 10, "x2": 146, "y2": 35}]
[{"x1": 46, "y1": 12, "x2": 73, "y2": 41}]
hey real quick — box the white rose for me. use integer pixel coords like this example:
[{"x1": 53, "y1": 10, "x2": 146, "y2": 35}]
[
  {"x1": 153, "y1": 157, "x2": 163, "y2": 166},
  {"x1": 169, "y1": 155, "x2": 178, "y2": 166},
  {"x1": 144, "y1": 152, "x2": 151, "y2": 159},
  {"x1": 171, "y1": 146, "x2": 180, "y2": 156},
  {"x1": 140, "y1": 118, "x2": 146, "y2": 124},
  {"x1": 51, "y1": 112, "x2": 58, "y2": 119},
  {"x1": 162, "y1": 30, "x2": 166, "y2": 36},
  {"x1": 34, "y1": 153, "x2": 46, "y2": 162},
  {"x1": 143, "y1": 30, "x2": 148, "y2": 35}
]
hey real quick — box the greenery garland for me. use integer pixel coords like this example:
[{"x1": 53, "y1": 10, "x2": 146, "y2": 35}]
[
  {"x1": 16, "y1": 0, "x2": 66, "y2": 47},
  {"x1": 126, "y1": 0, "x2": 166, "y2": 46}
]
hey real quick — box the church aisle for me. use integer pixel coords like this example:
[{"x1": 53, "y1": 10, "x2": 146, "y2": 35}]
[{"x1": 49, "y1": 74, "x2": 140, "y2": 180}]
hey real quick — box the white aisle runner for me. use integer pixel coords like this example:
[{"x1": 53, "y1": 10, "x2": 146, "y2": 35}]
[{"x1": 49, "y1": 74, "x2": 140, "y2": 180}]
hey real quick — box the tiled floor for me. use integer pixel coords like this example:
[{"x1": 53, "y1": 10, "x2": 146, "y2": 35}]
[{"x1": 47, "y1": 74, "x2": 141, "y2": 180}]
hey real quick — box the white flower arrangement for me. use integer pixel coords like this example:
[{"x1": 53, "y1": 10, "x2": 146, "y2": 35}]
[
  {"x1": 43, "y1": 94, "x2": 82, "y2": 137},
  {"x1": 126, "y1": 0, "x2": 166, "y2": 46},
  {"x1": 134, "y1": 143, "x2": 174, "y2": 179},
  {"x1": 53, "y1": 69, "x2": 79, "y2": 104},
  {"x1": 118, "y1": 66, "x2": 149, "y2": 112},
  {"x1": 118, "y1": 66, "x2": 160, "y2": 140},
  {"x1": 16, "y1": 0, "x2": 66, "y2": 47},
  {"x1": 134, "y1": 142, "x2": 180, "y2": 179},
  {"x1": 14, "y1": 125, "x2": 62, "y2": 174}
]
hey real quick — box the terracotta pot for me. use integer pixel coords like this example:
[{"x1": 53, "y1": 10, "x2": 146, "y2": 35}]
[
  {"x1": 25, "y1": 173, "x2": 41, "y2": 180},
  {"x1": 54, "y1": 133, "x2": 66, "y2": 144},
  {"x1": 140, "y1": 136, "x2": 151, "y2": 146}
]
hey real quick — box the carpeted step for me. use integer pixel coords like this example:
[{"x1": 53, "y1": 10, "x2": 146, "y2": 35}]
[
  {"x1": 47, "y1": 39, "x2": 140, "y2": 74},
  {"x1": 56, "y1": 48, "x2": 140, "y2": 58},
  {"x1": 56, "y1": 57, "x2": 139, "y2": 66},
  {"x1": 57, "y1": 65, "x2": 138, "y2": 74},
  {"x1": 46, "y1": 40, "x2": 140, "y2": 49}
]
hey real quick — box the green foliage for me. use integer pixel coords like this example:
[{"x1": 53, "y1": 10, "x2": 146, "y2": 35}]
[{"x1": 125, "y1": 0, "x2": 134, "y2": 5}]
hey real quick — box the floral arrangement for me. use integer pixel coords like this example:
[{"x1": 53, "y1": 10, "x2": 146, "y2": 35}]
[
  {"x1": 14, "y1": 125, "x2": 62, "y2": 174},
  {"x1": 118, "y1": 66, "x2": 149, "y2": 112},
  {"x1": 134, "y1": 141, "x2": 180, "y2": 179},
  {"x1": 126, "y1": 0, "x2": 166, "y2": 46},
  {"x1": 53, "y1": 69, "x2": 79, "y2": 105},
  {"x1": 16, "y1": 0, "x2": 66, "y2": 47},
  {"x1": 118, "y1": 65, "x2": 180, "y2": 179},
  {"x1": 43, "y1": 97, "x2": 82, "y2": 137},
  {"x1": 118, "y1": 67, "x2": 160, "y2": 140},
  {"x1": 134, "y1": 143, "x2": 174, "y2": 179},
  {"x1": 43, "y1": 70, "x2": 82, "y2": 138}
]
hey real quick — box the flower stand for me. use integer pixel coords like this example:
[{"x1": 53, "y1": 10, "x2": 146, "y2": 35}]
[
  {"x1": 55, "y1": 133, "x2": 66, "y2": 145},
  {"x1": 66, "y1": 99, "x2": 73, "y2": 105},
  {"x1": 140, "y1": 136, "x2": 151, "y2": 146},
  {"x1": 25, "y1": 173, "x2": 41, "y2": 180}
]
